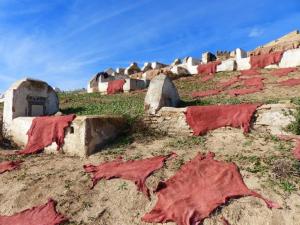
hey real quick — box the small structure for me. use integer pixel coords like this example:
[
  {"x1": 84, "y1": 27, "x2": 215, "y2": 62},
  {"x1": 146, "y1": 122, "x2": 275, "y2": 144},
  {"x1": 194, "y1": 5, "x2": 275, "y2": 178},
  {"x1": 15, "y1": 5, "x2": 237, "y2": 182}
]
[
  {"x1": 116, "y1": 68, "x2": 125, "y2": 75},
  {"x1": 171, "y1": 58, "x2": 182, "y2": 66},
  {"x1": 3, "y1": 78, "x2": 128, "y2": 157},
  {"x1": 235, "y1": 48, "x2": 248, "y2": 60},
  {"x1": 144, "y1": 74, "x2": 180, "y2": 114},
  {"x1": 151, "y1": 62, "x2": 167, "y2": 70},
  {"x1": 3, "y1": 78, "x2": 59, "y2": 132},
  {"x1": 98, "y1": 78, "x2": 146, "y2": 94},
  {"x1": 125, "y1": 62, "x2": 141, "y2": 75},
  {"x1": 105, "y1": 68, "x2": 115, "y2": 76},
  {"x1": 87, "y1": 72, "x2": 113, "y2": 93},
  {"x1": 142, "y1": 62, "x2": 152, "y2": 72},
  {"x1": 202, "y1": 52, "x2": 217, "y2": 64}
]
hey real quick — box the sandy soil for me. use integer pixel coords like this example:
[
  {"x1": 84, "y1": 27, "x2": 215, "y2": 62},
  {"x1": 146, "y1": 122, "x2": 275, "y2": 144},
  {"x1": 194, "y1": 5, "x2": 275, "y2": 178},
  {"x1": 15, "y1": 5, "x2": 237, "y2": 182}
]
[{"x1": 0, "y1": 127, "x2": 299, "y2": 225}]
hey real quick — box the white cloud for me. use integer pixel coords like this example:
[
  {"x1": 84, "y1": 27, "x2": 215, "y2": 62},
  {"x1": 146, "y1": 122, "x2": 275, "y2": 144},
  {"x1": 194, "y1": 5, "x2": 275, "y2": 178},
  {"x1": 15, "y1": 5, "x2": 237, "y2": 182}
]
[{"x1": 248, "y1": 27, "x2": 264, "y2": 37}]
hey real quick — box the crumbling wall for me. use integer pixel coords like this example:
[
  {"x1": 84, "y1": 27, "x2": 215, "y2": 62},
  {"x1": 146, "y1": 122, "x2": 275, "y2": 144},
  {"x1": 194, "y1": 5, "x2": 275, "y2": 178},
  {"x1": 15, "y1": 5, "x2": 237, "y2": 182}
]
[{"x1": 143, "y1": 104, "x2": 296, "y2": 136}]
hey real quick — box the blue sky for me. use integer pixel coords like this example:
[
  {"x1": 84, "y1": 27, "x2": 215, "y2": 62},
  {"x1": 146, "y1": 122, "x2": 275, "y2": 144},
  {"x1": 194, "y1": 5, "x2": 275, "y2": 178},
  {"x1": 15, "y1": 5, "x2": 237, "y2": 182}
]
[{"x1": 0, "y1": 0, "x2": 299, "y2": 92}]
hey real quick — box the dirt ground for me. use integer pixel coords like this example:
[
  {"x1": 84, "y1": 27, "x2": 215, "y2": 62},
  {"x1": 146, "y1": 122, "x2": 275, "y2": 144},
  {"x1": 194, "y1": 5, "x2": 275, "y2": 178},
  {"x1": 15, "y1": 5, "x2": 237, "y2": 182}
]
[
  {"x1": 0, "y1": 126, "x2": 299, "y2": 225},
  {"x1": 1, "y1": 68, "x2": 300, "y2": 225}
]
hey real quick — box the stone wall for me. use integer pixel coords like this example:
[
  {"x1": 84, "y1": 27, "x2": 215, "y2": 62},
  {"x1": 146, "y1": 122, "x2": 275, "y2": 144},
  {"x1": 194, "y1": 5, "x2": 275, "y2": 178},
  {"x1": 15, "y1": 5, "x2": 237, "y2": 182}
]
[
  {"x1": 143, "y1": 104, "x2": 296, "y2": 137},
  {"x1": 143, "y1": 107, "x2": 191, "y2": 136}
]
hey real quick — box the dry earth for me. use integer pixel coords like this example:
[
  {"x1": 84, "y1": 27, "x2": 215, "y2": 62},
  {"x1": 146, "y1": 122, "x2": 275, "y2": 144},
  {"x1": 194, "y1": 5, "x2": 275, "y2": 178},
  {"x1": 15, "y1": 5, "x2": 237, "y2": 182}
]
[{"x1": 1, "y1": 68, "x2": 300, "y2": 225}]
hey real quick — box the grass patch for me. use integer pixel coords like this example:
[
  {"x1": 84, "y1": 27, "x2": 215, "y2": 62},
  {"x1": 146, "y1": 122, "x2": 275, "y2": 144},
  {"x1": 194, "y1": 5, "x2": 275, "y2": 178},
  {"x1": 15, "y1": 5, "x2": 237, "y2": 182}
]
[
  {"x1": 166, "y1": 136, "x2": 206, "y2": 149},
  {"x1": 59, "y1": 92, "x2": 145, "y2": 122},
  {"x1": 285, "y1": 107, "x2": 300, "y2": 135}
]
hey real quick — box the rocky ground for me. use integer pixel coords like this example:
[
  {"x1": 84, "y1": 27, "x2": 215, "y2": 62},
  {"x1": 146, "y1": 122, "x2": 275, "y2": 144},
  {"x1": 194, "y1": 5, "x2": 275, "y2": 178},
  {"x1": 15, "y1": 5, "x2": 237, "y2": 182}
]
[{"x1": 0, "y1": 68, "x2": 300, "y2": 225}]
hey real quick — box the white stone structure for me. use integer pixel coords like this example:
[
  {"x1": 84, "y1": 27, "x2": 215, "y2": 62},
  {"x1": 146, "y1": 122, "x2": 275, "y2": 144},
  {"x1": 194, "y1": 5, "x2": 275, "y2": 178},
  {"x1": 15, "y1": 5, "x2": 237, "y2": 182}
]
[
  {"x1": 125, "y1": 62, "x2": 141, "y2": 75},
  {"x1": 279, "y1": 48, "x2": 300, "y2": 68},
  {"x1": 144, "y1": 74, "x2": 180, "y2": 114},
  {"x1": 116, "y1": 68, "x2": 125, "y2": 75},
  {"x1": 10, "y1": 115, "x2": 127, "y2": 157},
  {"x1": 3, "y1": 78, "x2": 128, "y2": 157},
  {"x1": 151, "y1": 62, "x2": 167, "y2": 70},
  {"x1": 217, "y1": 59, "x2": 237, "y2": 72},
  {"x1": 186, "y1": 57, "x2": 201, "y2": 66},
  {"x1": 142, "y1": 62, "x2": 152, "y2": 72},
  {"x1": 202, "y1": 52, "x2": 216, "y2": 64},
  {"x1": 171, "y1": 58, "x2": 181, "y2": 66},
  {"x1": 3, "y1": 78, "x2": 59, "y2": 133},
  {"x1": 236, "y1": 57, "x2": 251, "y2": 70},
  {"x1": 87, "y1": 72, "x2": 114, "y2": 93},
  {"x1": 98, "y1": 78, "x2": 146, "y2": 95},
  {"x1": 235, "y1": 48, "x2": 247, "y2": 60}
]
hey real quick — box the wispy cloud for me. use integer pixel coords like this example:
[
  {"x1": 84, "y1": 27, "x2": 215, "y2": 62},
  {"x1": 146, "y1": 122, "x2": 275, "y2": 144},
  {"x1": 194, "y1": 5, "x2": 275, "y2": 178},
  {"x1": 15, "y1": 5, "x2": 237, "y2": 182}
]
[
  {"x1": 0, "y1": 0, "x2": 299, "y2": 93},
  {"x1": 248, "y1": 27, "x2": 264, "y2": 38}
]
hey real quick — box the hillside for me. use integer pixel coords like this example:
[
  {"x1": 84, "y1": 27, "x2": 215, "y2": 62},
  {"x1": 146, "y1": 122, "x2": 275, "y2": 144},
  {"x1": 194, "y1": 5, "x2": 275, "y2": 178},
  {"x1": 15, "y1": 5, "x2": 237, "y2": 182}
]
[{"x1": 1, "y1": 68, "x2": 300, "y2": 225}]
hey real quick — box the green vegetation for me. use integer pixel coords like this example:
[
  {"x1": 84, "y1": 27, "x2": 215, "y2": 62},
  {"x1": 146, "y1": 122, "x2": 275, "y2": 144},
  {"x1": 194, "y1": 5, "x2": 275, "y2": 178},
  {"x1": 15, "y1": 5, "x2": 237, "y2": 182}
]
[
  {"x1": 166, "y1": 136, "x2": 206, "y2": 149},
  {"x1": 286, "y1": 107, "x2": 300, "y2": 135},
  {"x1": 59, "y1": 92, "x2": 145, "y2": 122}
]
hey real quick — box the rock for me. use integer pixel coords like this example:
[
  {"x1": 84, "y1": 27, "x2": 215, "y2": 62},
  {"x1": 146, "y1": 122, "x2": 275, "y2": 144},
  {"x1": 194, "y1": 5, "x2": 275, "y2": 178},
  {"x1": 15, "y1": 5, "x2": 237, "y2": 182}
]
[
  {"x1": 142, "y1": 68, "x2": 173, "y2": 81},
  {"x1": 170, "y1": 65, "x2": 190, "y2": 76},
  {"x1": 55, "y1": 111, "x2": 64, "y2": 116},
  {"x1": 144, "y1": 74, "x2": 180, "y2": 114},
  {"x1": 217, "y1": 59, "x2": 237, "y2": 72},
  {"x1": 279, "y1": 48, "x2": 300, "y2": 68},
  {"x1": 125, "y1": 62, "x2": 141, "y2": 75},
  {"x1": 254, "y1": 104, "x2": 296, "y2": 135},
  {"x1": 202, "y1": 52, "x2": 217, "y2": 64},
  {"x1": 235, "y1": 48, "x2": 247, "y2": 60}
]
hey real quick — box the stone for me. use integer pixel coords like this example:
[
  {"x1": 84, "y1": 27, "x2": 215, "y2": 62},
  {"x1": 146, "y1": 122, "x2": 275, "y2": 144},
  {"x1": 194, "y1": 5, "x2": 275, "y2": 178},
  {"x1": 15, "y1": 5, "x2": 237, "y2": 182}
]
[
  {"x1": 217, "y1": 59, "x2": 237, "y2": 72},
  {"x1": 254, "y1": 104, "x2": 296, "y2": 135},
  {"x1": 142, "y1": 62, "x2": 152, "y2": 72},
  {"x1": 171, "y1": 58, "x2": 182, "y2": 66},
  {"x1": 236, "y1": 57, "x2": 251, "y2": 70},
  {"x1": 151, "y1": 62, "x2": 168, "y2": 70},
  {"x1": 10, "y1": 115, "x2": 128, "y2": 157},
  {"x1": 235, "y1": 48, "x2": 247, "y2": 60},
  {"x1": 202, "y1": 52, "x2": 217, "y2": 64},
  {"x1": 144, "y1": 74, "x2": 180, "y2": 114},
  {"x1": 125, "y1": 62, "x2": 141, "y2": 75},
  {"x1": 279, "y1": 48, "x2": 300, "y2": 68},
  {"x1": 170, "y1": 65, "x2": 190, "y2": 76},
  {"x1": 142, "y1": 68, "x2": 173, "y2": 81},
  {"x1": 3, "y1": 78, "x2": 59, "y2": 136}
]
